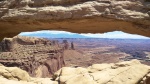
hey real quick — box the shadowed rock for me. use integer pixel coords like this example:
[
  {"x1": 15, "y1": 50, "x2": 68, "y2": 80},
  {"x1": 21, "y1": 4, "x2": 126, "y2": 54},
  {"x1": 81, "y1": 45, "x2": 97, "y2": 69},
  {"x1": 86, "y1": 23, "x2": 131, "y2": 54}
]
[{"x1": 0, "y1": 0, "x2": 150, "y2": 40}]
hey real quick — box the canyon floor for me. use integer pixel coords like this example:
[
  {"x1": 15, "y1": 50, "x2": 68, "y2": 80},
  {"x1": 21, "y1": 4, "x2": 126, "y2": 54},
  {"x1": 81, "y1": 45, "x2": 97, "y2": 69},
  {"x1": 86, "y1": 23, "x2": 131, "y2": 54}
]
[{"x1": 56, "y1": 38, "x2": 150, "y2": 67}]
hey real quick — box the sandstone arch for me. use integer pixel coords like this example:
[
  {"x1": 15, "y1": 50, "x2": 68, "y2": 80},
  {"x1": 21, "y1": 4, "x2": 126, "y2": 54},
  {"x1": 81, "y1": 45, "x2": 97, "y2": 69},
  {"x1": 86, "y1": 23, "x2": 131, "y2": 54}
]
[{"x1": 0, "y1": 0, "x2": 149, "y2": 40}]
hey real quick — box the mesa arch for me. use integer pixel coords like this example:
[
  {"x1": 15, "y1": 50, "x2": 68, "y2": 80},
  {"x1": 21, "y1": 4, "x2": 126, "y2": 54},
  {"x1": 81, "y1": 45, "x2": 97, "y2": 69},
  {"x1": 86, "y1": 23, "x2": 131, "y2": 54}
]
[{"x1": 0, "y1": 0, "x2": 150, "y2": 40}]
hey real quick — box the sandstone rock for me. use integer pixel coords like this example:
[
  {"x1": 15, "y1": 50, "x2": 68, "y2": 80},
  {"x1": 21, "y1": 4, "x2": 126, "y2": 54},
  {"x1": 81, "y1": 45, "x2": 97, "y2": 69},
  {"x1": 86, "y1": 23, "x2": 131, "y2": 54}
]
[
  {"x1": 87, "y1": 63, "x2": 113, "y2": 73},
  {"x1": 0, "y1": 63, "x2": 4, "y2": 66},
  {"x1": 0, "y1": 38, "x2": 13, "y2": 52},
  {"x1": 0, "y1": 77, "x2": 36, "y2": 84},
  {"x1": 30, "y1": 78, "x2": 58, "y2": 84},
  {"x1": 0, "y1": 65, "x2": 57, "y2": 84},
  {"x1": 53, "y1": 60, "x2": 150, "y2": 84},
  {"x1": 0, "y1": 0, "x2": 150, "y2": 40},
  {"x1": 63, "y1": 40, "x2": 69, "y2": 50},
  {"x1": 0, "y1": 65, "x2": 30, "y2": 81},
  {"x1": 71, "y1": 42, "x2": 75, "y2": 50},
  {"x1": 0, "y1": 60, "x2": 150, "y2": 84},
  {"x1": 0, "y1": 36, "x2": 65, "y2": 78},
  {"x1": 0, "y1": 77, "x2": 57, "y2": 84}
]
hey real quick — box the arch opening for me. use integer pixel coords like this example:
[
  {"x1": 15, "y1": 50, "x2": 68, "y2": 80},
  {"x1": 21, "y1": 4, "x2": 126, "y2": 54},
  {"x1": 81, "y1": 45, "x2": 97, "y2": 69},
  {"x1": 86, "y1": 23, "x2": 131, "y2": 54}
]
[
  {"x1": 0, "y1": 0, "x2": 150, "y2": 83},
  {"x1": 18, "y1": 30, "x2": 150, "y2": 66},
  {"x1": 1, "y1": 30, "x2": 150, "y2": 67},
  {"x1": 0, "y1": 30, "x2": 150, "y2": 84}
]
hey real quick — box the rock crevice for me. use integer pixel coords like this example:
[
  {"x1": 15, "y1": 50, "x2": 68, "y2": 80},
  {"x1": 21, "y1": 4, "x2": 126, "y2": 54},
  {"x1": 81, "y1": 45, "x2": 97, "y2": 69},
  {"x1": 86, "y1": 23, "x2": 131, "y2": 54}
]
[
  {"x1": 53, "y1": 60, "x2": 150, "y2": 84},
  {"x1": 1, "y1": 59, "x2": 150, "y2": 84}
]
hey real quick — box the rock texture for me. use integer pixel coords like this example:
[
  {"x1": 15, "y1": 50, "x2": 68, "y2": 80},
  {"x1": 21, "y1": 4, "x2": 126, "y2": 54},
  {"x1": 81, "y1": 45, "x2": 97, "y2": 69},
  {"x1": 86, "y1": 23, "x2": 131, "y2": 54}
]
[
  {"x1": 53, "y1": 60, "x2": 150, "y2": 84},
  {"x1": 0, "y1": 64, "x2": 57, "y2": 84},
  {"x1": 0, "y1": 36, "x2": 65, "y2": 77},
  {"x1": 0, "y1": 59, "x2": 150, "y2": 84},
  {"x1": 0, "y1": 0, "x2": 150, "y2": 40}
]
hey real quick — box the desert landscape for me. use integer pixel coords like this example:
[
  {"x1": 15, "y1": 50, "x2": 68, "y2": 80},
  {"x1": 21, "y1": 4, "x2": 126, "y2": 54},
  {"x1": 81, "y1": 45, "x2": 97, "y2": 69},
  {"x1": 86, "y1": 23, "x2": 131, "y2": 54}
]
[
  {"x1": 54, "y1": 38, "x2": 150, "y2": 67},
  {"x1": 0, "y1": 36, "x2": 150, "y2": 84},
  {"x1": 0, "y1": 0, "x2": 150, "y2": 83},
  {"x1": 0, "y1": 36, "x2": 66, "y2": 77}
]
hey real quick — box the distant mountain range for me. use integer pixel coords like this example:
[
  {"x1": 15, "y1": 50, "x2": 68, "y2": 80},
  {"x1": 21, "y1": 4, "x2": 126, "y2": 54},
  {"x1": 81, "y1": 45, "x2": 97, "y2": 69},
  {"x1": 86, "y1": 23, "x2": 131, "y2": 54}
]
[{"x1": 20, "y1": 33, "x2": 89, "y2": 38}]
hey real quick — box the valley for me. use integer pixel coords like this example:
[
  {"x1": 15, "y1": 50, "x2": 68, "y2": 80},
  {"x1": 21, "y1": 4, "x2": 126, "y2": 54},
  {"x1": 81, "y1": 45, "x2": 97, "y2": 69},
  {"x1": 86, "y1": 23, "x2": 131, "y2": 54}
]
[
  {"x1": 1, "y1": 36, "x2": 150, "y2": 84},
  {"x1": 54, "y1": 38, "x2": 150, "y2": 67}
]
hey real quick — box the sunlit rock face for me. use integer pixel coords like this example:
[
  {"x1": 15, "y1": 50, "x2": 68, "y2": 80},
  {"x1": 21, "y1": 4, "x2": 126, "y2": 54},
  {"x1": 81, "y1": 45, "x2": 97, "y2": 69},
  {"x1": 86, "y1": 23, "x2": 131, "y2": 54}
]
[
  {"x1": 0, "y1": 36, "x2": 65, "y2": 78},
  {"x1": 53, "y1": 60, "x2": 150, "y2": 84},
  {"x1": 1, "y1": 59, "x2": 150, "y2": 84},
  {"x1": 0, "y1": 0, "x2": 149, "y2": 40},
  {"x1": 0, "y1": 64, "x2": 57, "y2": 84}
]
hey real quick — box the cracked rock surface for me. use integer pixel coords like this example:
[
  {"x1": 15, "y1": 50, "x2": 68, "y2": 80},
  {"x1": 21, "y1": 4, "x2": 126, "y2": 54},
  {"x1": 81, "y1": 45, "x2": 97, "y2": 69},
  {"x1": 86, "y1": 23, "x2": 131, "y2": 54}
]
[
  {"x1": 53, "y1": 60, "x2": 150, "y2": 84},
  {"x1": 1, "y1": 59, "x2": 150, "y2": 84}
]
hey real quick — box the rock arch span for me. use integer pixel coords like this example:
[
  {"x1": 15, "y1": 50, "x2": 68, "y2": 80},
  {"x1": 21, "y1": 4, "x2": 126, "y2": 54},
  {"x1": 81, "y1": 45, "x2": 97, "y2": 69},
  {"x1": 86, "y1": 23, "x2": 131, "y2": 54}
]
[{"x1": 0, "y1": 0, "x2": 149, "y2": 40}]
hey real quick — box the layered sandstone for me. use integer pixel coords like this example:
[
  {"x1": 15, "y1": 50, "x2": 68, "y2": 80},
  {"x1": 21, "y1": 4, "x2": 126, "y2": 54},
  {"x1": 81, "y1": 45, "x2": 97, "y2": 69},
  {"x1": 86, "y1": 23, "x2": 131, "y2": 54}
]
[
  {"x1": 0, "y1": 36, "x2": 65, "y2": 77},
  {"x1": 0, "y1": 60, "x2": 150, "y2": 84},
  {"x1": 0, "y1": 0, "x2": 150, "y2": 40},
  {"x1": 0, "y1": 64, "x2": 57, "y2": 84},
  {"x1": 53, "y1": 60, "x2": 150, "y2": 84}
]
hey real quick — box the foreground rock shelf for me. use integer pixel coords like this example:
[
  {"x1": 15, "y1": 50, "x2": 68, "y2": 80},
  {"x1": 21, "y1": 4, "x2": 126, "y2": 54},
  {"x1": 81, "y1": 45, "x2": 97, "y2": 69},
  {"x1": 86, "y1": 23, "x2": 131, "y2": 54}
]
[
  {"x1": 53, "y1": 60, "x2": 150, "y2": 84},
  {"x1": 0, "y1": 64, "x2": 57, "y2": 84},
  {"x1": 0, "y1": 60, "x2": 150, "y2": 84}
]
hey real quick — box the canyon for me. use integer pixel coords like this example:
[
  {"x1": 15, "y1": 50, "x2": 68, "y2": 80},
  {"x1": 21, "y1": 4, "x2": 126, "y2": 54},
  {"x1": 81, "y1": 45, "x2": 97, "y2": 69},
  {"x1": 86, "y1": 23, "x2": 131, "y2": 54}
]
[
  {"x1": 0, "y1": 0, "x2": 150, "y2": 84},
  {"x1": 0, "y1": 36, "x2": 65, "y2": 77},
  {"x1": 0, "y1": 36, "x2": 150, "y2": 84},
  {"x1": 56, "y1": 38, "x2": 150, "y2": 67}
]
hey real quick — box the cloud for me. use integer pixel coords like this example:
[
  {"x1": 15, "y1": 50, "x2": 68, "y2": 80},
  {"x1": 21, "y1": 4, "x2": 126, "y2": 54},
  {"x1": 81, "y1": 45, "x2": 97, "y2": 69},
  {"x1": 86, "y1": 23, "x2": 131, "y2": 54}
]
[
  {"x1": 19, "y1": 30, "x2": 73, "y2": 35},
  {"x1": 81, "y1": 31, "x2": 150, "y2": 39},
  {"x1": 19, "y1": 30, "x2": 150, "y2": 39}
]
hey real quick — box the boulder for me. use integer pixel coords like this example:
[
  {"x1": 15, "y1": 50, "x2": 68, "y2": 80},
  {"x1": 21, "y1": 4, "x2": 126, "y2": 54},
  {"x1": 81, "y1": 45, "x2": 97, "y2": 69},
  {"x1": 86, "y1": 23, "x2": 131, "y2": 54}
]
[
  {"x1": 0, "y1": 65, "x2": 57, "y2": 84},
  {"x1": 53, "y1": 60, "x2": 150, "y2": 84},
  {"x1": 0, "y1": 65, "x2": 30, "y2": 81},
  {"x1": 1, "y1": 60, "x2": 150, "y2": 84}
]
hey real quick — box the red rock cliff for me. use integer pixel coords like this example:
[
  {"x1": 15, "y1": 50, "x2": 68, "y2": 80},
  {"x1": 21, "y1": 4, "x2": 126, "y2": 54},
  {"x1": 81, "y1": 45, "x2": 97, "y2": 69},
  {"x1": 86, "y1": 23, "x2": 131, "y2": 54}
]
[{"x1": 0, "y1": 36, "x2": 65, "y2": 77}]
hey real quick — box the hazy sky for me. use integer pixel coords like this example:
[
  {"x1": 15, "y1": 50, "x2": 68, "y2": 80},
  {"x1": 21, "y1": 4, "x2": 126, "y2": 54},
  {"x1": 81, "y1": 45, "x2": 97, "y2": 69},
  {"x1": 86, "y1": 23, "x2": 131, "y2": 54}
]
[{"x1": 20, "y1": 30, "x2": 150, "y2": 39}]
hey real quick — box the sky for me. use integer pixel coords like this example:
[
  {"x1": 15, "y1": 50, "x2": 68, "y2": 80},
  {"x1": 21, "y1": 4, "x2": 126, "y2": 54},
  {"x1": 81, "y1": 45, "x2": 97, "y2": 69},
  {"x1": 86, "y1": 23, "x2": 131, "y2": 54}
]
[{"x1": 19, "y1": 30, "x2": 150, "y2": 39}]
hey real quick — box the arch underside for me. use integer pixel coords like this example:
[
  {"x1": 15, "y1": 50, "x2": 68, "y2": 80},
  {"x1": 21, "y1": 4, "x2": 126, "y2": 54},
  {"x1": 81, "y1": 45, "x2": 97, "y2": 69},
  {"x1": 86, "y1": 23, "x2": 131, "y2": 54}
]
[
  {"x1": 0, "y1": 0, "x2": 149, "y2": 40},
  {"x1": 0, "y1": 17, "x2": 150, "y2": 40}
]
